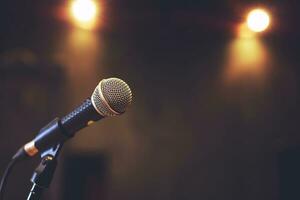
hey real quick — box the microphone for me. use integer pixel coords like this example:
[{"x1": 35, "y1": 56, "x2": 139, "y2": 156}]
[{"x1": 13, "y1": 77, "x2": 133, "y2": 160}]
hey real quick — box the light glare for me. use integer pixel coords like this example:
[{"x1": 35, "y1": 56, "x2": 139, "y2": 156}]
[
  {"x1": 247, "y1": 9, "x2": 270, "y2": 32},
  {"x1": 70, "y1": 0, "x2": 98, "y2": 29}
]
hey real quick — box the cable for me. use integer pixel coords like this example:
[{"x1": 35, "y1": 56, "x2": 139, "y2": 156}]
[
  {"x1": 0, "y1": 147, "x2": 26, "y2": 200},
  {"x1": 0, "y1": 158, "x2": 18, "y2": 200}
]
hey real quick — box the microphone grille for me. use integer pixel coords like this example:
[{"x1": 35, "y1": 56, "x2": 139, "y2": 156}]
[{"x1": 91, "y1": 78, "x2": 133, "y2": 117}]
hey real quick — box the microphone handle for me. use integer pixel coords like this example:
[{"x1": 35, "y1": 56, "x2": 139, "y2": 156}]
[
  {"x1": 61, "y1": 98, "x2": 104, "y2": 136},
  {"x1": 31, "y1": 99, "x2": 103, "y2": 156}
]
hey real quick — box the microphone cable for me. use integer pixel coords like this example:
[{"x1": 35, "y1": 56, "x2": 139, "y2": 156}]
[{"x1": 0, "y1": 158, "x2": 18, "y2": 200}]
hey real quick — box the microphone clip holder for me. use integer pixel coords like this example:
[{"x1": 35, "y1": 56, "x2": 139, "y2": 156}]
[{"x1": 26, "y1": 119, "x2": 65, "y2": 200}]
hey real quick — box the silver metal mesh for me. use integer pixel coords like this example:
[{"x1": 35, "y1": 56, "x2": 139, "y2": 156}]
[{"x1": 91, "y1": 78, "x2": 133, "y2": 117}]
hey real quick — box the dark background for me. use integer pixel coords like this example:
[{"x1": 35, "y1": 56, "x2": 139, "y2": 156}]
[{"x1": 0, "y1": 0, "x2": 300, "y2": 199}]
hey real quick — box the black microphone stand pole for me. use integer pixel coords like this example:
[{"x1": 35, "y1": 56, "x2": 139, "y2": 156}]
[{"x1": 26, "y1": 143, "x2": 63, "y2": 200}]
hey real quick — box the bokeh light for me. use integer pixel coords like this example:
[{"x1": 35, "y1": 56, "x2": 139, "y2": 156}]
[
  {"x1": 69, "y1": 0, "x2": 99, "y2": 30},
  {"x1": 247, "y1": 9, "x2": 270, "y2": 32},
  {"x1": 237, "y1": 23, "x2": 255, "y2": 39},
  {"x1": 224, "y1": 36, "x2": 270, "y2": 84}
]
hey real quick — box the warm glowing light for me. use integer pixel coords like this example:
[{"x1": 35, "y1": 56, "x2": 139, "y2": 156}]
[
  {"x1": 70, "y1": 0, "x2": 99, "y2": 29},
  {"x1": 224, "y1": 37, "x2": 270, "y2": 83},
  {"x1": 247, "y1": 9, "x2": 270, "y2": 32},
  {"x1": 71, "y1": 0, "x2": 97, "y2": 22},
  {"x1": 237, "y1": 23, "x2": 255, "y2": 39}
]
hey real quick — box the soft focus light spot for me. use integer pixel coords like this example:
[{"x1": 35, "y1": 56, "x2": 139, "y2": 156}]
[
  {"x1": 247, "y1": 9, "x2": 270, "y2": 32},
  {"x1": 71, "y1": 0, "x2": 97, "y2": 22},
  {"x1": 69, "y1": 0, "x2": 99, "y2": 30},
  {"x1": 237, "y1": 23, "x2": 255, "y2": 39},
  {"x1": 224, "y1": 37, "x2": 270, "y2": 84}
]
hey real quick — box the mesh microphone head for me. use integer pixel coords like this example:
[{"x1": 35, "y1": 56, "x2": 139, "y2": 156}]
[{"x1": 91, "y1": 78, "x2": 133, "y2": 117}]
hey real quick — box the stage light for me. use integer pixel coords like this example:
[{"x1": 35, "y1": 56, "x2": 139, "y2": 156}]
[
  {"x1": 71, "y1": 0, "x2": 97, "y2": 22},
  {"x1": 247, "y1": 9, "x2": 270, "y2": 32},
  {"x1": 70, "y1": 0, "x2": 99, "y2": 29}
]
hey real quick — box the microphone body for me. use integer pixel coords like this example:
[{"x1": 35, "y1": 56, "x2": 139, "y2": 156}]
[
  {"x1": 61, "y1": 98, "x2": 103, "y2": 136},
  {"x1": 21, "y1": 99, "x2": 103, "y2": 158},
  {"x1": 36, "y1": 99, "x2": 103, "y2": 152},
  {"x1": 13, "y1": 78, "x2": 133, "y2": 160}
]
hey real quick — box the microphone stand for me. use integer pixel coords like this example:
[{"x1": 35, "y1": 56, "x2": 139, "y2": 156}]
[{"x1": 26, "y1": 143, "x2": 63, "y2": 200}]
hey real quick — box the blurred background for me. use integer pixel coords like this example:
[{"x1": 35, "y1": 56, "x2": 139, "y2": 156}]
[{"x1": 0, "y1": 0, "x2": 300, "y2": 199}]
